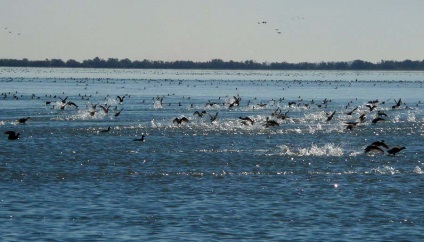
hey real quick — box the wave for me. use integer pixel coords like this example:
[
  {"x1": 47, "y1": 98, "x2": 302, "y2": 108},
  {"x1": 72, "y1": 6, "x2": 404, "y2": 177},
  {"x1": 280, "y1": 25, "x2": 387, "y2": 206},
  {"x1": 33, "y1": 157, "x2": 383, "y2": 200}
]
[{"x1": 278, "y1": 143, "x2": 344, "y2": 157}]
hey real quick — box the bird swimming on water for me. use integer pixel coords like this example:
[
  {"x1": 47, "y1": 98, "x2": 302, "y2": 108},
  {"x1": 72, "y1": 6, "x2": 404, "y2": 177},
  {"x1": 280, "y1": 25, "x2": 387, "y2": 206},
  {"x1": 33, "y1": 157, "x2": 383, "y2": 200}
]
[
  {"x1": 17, "y1": 117, "x2": 30, "y2": 124},
  {"x1": 5, "y1": 131, "x2": 20, "y2": 140},
  {"x1": 133, "y1": 134, "x2": 145, "y2": 142},
  {"x1": 100, "y1": 127, "x2": 111, "y2": 132},
  {"x1": 364, "y1": 145, "x2": 384, "y2": 154},
  {"x1": 371, "y1": 140, "x2": 389, "y2": 149},
  {"x1": 387, "y1": 146, "x2": 406, "y2": 156}
]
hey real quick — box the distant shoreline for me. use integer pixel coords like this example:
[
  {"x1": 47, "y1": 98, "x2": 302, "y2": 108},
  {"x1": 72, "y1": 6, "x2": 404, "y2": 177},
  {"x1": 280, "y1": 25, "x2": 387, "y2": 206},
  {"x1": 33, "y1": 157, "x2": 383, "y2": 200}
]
[{"x1": 1, "y1": 57, "x2": 424, "y2": 70}]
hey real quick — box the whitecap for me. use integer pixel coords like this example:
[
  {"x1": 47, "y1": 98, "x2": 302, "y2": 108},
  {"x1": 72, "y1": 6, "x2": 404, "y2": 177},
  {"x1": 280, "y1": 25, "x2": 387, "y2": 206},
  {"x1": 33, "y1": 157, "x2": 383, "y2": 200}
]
[{"x1": 413, "y1": 166, "x2": 423, "y2": 174}]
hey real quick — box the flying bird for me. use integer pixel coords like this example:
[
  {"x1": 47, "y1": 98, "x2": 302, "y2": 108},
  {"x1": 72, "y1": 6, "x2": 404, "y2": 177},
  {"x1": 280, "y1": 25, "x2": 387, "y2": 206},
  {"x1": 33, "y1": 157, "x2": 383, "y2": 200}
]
[{"x1": 5, "y1": 131, "x2": 20, "y2": 140}]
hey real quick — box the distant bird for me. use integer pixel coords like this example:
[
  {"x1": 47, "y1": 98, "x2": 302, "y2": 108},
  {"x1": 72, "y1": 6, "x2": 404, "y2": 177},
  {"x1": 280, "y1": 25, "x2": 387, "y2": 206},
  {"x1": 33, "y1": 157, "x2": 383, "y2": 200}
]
[
  {"x1": 372, "y1": 117, "x2": 386, "y2": 124},
  {"x1": 387, "y1": 146, "x2": 405, "y2": 156},
  {"x1": 133, "y1": 134, "x2": 145, "y2": 142},
  {"x1": 66, "y1": 101, "x2": 78, "y2": 108},
  {"x1": 114, "y1": 108, "x2": 123, "y2": 117},
  {"x1": 239, "y1": 116, "x2": 254, "y2": 125},
  {"x1": 371, "y1": 140, "x2": 389, "y2": 149},
  {"x1": 100, "y1": 127, "x2": 111, "y2": 133},
  {"x1": 99, "y1": 105, "x2": 111, "y2": 114},
  {"x1": 5, "y1": 131, "x2": 20, "y2": 140},
  {"x1": 208, "y1": 112, "x2": 219, "y2": 122},
  {"x1": 366, "y1": 104, "x2": 377, "y2": 111},
  {"x1": 344, "y1": 121, "x2": 359, "y2": 130},
  {"x1": 87, "y1": 110, "x2": 96, "y2": 116},
  {"x1": 193, "y1": 110, "x2": 207, "y2": 118},
  {"x1": 326, "y1": 111, "x2": 336, "y2": 122},
  {"x1": 173, "y1": 117, "x2": 189, "y2": 125},
  {"x1": 345, "y1": 106, "x2": 358, "y2": 115},
  {"x1": 364, "y1": 145, "x2": 384, "y2": 154},
  {"x1": 264, "y1": 117, "x2": 279, "y2": 127},
  {"x1": 392, "y1": 98, "x2": 402, "y2": 109},
  {"x1": 17, "y1": 117, "x2": 30, "y2": 124},
  {"x1": 377, "y1": 111, "x2": 388, "y2": 117},
  {"x1": 59, "y1": 96, "x2": 68, "y2": 104},
  {"x1": 117, "y1": 94, "x2": 127, "y2": 104},
  {"x1": 359, "y1": 113, "x2": 367, "y2": 123}
]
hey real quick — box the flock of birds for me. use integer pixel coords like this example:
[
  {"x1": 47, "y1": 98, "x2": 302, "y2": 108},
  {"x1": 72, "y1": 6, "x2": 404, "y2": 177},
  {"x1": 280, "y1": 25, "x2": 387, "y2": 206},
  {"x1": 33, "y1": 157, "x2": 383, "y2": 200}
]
[{"x1": 3, "y1": 85, "x2": 414, "y2": 156}]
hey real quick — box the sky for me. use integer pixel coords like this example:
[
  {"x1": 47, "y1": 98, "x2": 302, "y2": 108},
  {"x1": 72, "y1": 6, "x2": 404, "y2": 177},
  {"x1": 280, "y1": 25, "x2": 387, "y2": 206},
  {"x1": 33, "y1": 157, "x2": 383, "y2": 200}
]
[{"x1": 1, "y1": 0, "x2": 424, "y2": 63}]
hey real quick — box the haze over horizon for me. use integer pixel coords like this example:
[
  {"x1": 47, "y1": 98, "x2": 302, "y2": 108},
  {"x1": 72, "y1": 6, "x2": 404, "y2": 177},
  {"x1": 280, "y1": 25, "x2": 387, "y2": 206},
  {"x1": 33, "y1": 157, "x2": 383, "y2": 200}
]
[{"x1": 1, "y1": 0, "x2": 423, "y2": 63}]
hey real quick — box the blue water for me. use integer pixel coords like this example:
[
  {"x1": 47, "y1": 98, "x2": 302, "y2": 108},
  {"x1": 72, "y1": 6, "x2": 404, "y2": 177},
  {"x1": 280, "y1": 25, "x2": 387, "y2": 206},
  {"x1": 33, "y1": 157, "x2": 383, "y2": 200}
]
[{"x1": 1, "y1": 68, "x2": 424, "y2": 241}]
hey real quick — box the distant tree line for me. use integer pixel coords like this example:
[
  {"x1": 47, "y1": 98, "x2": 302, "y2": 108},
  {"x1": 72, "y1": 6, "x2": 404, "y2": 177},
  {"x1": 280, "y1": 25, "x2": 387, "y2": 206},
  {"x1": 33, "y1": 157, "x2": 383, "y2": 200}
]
[{"x1": 1, "y1": 57, "x2": 424, "y2": 70}]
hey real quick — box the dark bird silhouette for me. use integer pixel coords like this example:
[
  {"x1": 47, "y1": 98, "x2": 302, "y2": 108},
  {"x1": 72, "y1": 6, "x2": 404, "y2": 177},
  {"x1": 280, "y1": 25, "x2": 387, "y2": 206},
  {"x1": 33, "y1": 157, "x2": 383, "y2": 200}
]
[
  {"x1": 17, "y1": 117, "x2": 30, "y2": 124},
  {"x1": 193, "y1": 110, "x2": 207, "y2": 118},
  {"x1": 59, "y1": 96, "x2": 68, "y2": 104},
  {"x1": 359, "y1": 113, "x2": 367, "y2": 123},
  {"x1": 377, "y1": 110, "x2": 388, "y2": 117},
  {"x1": 87, "y1": 110, "x2": 96, "y2": 116},
  {"x1": 100, "y1": 127, "x2": 111, "y2": 133},
  {"x1": 264, "y1": 117, "x2": 279, "y2": 127},
  {"x1": 372, "y1": 117, "x2": 386, "y2": 124},
  {"x1": 66, "y1": 101, "x2": 78, "y2": 108},
  {"x1": 344, "y1": 121, "x2": 359, "y2": 130},
  {"x1": 116, "y1": 94, "x2": 128, "y2": 104},
  {"x1": 228, "y1": 96, "x2": 241, "y2": 108},
  {"x1": 366, "y1": 104, "x2": 377, "y2": 112},
  {"x1": 5, "y1": 131, "x2": 20, "y2": 140},
  {"x1": 208, "y1": 112, "x2": 219, "y2": 122},
  {"x1": 114, "y1": 108, "x2": 123, "y2": 117},
  {"x1": 326, "y1": 111, "x2": 336, "y2": 122},
  {"x1": 392, "y1": 98, "x2": 402, "y2": 109},
  {"x1": 345, "y1": 106, "x2": 358, "y2": 115},
  {"x1": 99, "y1": 105, "x2": 111, "y2": 114},
  {"x1": 239, "y1": 116, "x2": 254, "y2": 125},
  {"x1": 387, "y1": 146, "x2": 405, "y2": 155},
  {"x1": 364, "y1": 145, "x2": 384, "y2": 154},
  {"x1": 133, "y1": 134, "x2": 145, "y2": 142},
  {"x1": 173, "y1": 117, "x2": 189, "y2": 125},
  {"x1": 371, "y1": 140, "x2": 389, "y2": 149}
]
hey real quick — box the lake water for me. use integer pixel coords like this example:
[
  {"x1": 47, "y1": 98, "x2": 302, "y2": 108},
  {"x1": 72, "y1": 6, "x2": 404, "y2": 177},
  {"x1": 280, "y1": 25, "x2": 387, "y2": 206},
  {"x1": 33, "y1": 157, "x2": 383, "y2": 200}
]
[{"x1": 1, "y1": 68, "x2": 424, "y2": 241}]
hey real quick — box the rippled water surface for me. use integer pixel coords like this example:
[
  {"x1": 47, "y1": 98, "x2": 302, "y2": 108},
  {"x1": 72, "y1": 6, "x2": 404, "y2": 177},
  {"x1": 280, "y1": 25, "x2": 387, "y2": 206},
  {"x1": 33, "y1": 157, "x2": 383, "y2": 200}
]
[{"x1": 1, "y1": 68, "x2": 424, "y2": 241}]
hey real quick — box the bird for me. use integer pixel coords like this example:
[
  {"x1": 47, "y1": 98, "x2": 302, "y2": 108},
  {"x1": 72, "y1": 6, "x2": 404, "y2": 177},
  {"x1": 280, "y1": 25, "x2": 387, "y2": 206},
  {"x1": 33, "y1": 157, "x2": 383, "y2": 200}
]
[
  {"x1": 114, "y1": 108, "x2": 123, "y2": 117},
  {"x1": 326, "y1": 111, "x2": 336, "y2": 122},
  {"x1": 359, "y1": 113, "x2": 367, "y2": 123},
  {"x1": 17, "y1": 117, "x2": 30, "y2": 124},
  {"x1": 5, "y1": 131, "x2": 20, "y2": 140},
  {"x1": 116, "y1": 94, "x2": 127, "y2": 104},
  {"x1": 366, "y1": 104, "x2": 377, "y2": 111},
  {"x1": 371, "y1": 140, "x2": 389, "y2": 149},
  {"x1": 392, "y1": 98, "x2": 402, "y2": 109},
  {"x1": 345, "y1": 106, "x2": 358, "y2": 115},
  {"x1": 193, "y1": 110, "x2": 207, "y2": 118},
  {"x1": 239, "y1": 116, "x2": 254, "y2": 125},
  {"x1": 372, "y1": 117, "x2": 386, "y2": 124},
  {"x1": 66, "y1": 101, "x2": 78, "y2": 108},
  {"x1": 344, "y1": 121, "x2": 359, "y2": 130},
  {"x1": 99, "y1": 105, "x2": 111, "y2": 114},
  {"x1": 59, "y1": 96, "x2": 68, "y2": 104},
  {"x1": 133, "y1": 134, "x2": 145, "y2": 142},
  {"x1": 387, "y1": 146, "x2": 406, "y2": 156},
  {"x1": 173, "y1": 117, "x2": 189, "y2": 125},
  {"x1": 100, "y1": 127, "x2": 111, "y2": 132},
  {"x1": 208, "y1": 112, "x2": 219, "y2": 122},
  {"x1": 264, "y1": 117, "x2": 279, "y2": 127},
  {"x1": 364, "y1": 145, "x2": 384, "y2": 154}
]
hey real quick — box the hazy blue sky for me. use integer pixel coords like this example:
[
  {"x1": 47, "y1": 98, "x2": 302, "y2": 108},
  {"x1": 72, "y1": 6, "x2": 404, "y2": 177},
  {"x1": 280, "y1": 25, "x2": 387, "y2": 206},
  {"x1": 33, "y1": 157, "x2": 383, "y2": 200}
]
[{"x1": 1, "y1": 0, "x2": 423, "y2": 63}]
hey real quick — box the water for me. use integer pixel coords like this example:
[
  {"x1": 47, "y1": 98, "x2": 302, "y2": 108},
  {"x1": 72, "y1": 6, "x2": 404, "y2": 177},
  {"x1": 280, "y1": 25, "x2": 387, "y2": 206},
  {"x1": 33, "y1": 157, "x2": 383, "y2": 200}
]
[{"x1": 1, "y1": 68, "x2": 424, "y2": 241}]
